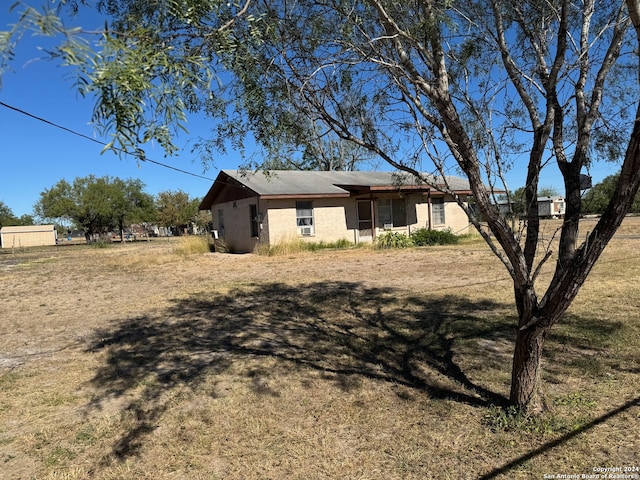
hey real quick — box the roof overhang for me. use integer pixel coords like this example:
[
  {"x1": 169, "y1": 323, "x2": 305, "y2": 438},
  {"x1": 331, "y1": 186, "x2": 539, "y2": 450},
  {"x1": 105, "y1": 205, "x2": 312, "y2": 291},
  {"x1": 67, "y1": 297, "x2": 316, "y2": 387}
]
[
  {"x1": 199, "y1": 171, "x2": 259, "y2": 210},
  {"x1": 259, "y1": 193, "x2": 352, "y2": 200},
  {"x1": 334, "y1": 184, "x2": 432, "y2": 195},
  {"x1": 0, "y1": 225, "x2": 55, "y2": 233}
]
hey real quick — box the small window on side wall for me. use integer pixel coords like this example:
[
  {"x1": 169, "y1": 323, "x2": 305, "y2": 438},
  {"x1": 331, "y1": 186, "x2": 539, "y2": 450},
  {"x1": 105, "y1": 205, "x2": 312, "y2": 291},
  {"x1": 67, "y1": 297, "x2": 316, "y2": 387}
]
[
  {"x1": 296, "y1": 201, "x2": 314, "y2": 235},
  {"x1": 250, "y1": 204, "x2": 259, "y2": 237},
  {"x1": 217, "y1": 209, "x2": 225, "y2": 237}
]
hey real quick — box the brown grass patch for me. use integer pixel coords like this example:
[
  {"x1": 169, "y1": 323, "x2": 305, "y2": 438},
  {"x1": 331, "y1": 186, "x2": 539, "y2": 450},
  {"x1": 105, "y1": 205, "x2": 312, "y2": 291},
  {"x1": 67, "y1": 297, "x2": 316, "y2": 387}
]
[{"x1": 1, "y1": 220, "x2": 639, "y2": 479}]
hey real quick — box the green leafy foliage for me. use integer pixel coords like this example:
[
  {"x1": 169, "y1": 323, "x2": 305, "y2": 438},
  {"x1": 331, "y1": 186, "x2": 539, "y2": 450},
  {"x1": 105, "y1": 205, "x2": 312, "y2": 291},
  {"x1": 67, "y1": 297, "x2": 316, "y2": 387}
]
[
  {"x1": 410, "y1": 228, "x2": 459, "y2": 246},
  {"x1": 2, "y1": 3, "x2": 214, "y2": 156},
  {"x1": 375, "y1": 231, "x2": 414, "y2": 249},
  {"x1": 0, "y1": 201, "x2": 20, "y2": 227},
  {"x1": 0, "y1": 201, "x2": 35, "y2": 227},
  {"x1": 582, "y1": 173, "x2": 640, "y2": 215},
  {"x1": 35, "y1": 175, "x2": 155, "y2": 238},
  {"x1": 155, "y1": 190, "x2": 200, "y2": 232}
]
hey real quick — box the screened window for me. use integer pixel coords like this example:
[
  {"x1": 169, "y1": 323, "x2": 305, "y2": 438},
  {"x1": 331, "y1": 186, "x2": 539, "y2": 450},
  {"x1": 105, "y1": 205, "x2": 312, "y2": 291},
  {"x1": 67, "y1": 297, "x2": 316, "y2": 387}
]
[
  {"x1": 432, "y1": 198, "x2": 445, "y2": 225},
  {"x1": 378, "y1": 199, "x2": 392, "y2": 226},
  {"x1": 296, "y1": 201, "x2": 314, "y2": 235},
  {"x1": 378, "y1": 198, "x2": 407, "y2": 227}
]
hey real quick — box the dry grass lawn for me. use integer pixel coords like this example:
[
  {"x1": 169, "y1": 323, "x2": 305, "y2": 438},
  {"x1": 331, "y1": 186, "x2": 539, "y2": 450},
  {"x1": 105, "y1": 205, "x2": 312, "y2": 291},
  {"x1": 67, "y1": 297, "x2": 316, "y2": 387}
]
[{"x1": 1, "y1": 218, "x2": 639, "y2": 479}]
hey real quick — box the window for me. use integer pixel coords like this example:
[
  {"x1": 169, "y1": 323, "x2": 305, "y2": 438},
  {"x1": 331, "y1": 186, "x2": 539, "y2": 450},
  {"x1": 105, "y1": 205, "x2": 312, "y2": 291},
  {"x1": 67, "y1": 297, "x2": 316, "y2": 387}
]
[
  {"x1": 432, "y1": 198, "x2": 445, "y2": 225},
  {"x1": 377, "y1": 198, "x2": 407, "y2": 227},
  {"x1": 249, "y1": 204, "x2": 259, "y2": 237},
  {"x1": 378, "y1": 199, "x2": 392, "y2": 227},
  {"x1": 296, "y1": 201, "x2": 314, "y2": 235},
  {"x1": 217, "y1": 209, "x2": 225, "y2": 237}
]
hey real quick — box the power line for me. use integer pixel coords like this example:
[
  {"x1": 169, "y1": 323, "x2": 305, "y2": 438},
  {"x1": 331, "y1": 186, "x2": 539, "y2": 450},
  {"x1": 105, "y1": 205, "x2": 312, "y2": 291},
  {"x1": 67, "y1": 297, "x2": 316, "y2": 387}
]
[{"x1": 0, "y1": 100, "x2": 214, "y2": 181}]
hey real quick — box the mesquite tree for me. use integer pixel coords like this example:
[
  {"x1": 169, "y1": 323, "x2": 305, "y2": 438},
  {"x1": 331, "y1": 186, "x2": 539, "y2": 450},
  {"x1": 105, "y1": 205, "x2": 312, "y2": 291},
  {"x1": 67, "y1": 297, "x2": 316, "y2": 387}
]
[{"x1": 3, "y1": 0, "x2": 640, "y2": 410}]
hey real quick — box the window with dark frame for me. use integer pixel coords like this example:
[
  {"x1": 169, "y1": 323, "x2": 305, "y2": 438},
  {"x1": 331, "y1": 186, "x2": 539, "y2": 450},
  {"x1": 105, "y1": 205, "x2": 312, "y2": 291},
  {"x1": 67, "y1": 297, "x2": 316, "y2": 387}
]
[
  {"x1": 250, "y1": 204, "x2": 259, "y2": 237},
  {"x1": 217, "y1": 209, "x2": 225, "y2": 237}
]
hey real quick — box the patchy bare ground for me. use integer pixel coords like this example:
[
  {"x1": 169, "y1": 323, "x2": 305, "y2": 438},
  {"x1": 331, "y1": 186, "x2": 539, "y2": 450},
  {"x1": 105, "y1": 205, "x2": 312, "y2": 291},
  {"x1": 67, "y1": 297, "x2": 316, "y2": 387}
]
[{"x1": 1, "y1": 219, "x2": 639, "y2": 479}]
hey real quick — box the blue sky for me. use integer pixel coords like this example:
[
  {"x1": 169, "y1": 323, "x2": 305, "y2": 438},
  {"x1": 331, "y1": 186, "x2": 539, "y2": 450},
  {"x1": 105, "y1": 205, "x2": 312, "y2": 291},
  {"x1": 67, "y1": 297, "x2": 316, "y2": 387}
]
[
  {"x1": 0, "y1": 6, "x2": 230, "y2": 218},
  {"x1": 0, "y1": 4, "x2": 623, "y2": 218}
]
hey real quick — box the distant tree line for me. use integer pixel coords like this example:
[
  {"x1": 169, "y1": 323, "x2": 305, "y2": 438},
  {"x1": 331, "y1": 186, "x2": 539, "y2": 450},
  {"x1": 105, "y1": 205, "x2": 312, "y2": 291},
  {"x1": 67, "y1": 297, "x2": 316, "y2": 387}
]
[
  {"x1": 0, "y1": 201, "x2": 34, "y2": 227},
  {"x1": 581, "y1": 173, "x2": 640, "y2": 215},
  {"x1": 1, "y1": 175, "x2": 210, "y2": 241}
]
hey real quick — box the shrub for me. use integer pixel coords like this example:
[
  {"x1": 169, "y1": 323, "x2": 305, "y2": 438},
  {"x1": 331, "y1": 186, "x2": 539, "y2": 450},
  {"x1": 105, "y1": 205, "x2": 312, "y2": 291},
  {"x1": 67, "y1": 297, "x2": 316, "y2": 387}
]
[
  {"x1": 330, "y1": 238, "x2": 353, "y2": 249},
  {"x1": 410, "y1": 227, "x2": 459, "y2": 246},
  {"x1": 375, "y1": 231, "x2": 415, "y2": 249}
]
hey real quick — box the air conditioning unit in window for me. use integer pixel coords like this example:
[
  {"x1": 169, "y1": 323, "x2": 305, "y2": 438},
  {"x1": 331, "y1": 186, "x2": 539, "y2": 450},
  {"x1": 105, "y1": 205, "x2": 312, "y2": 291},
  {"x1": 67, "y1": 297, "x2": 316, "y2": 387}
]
[
  {"x1": 300, "y1": 226, "x2": 313, "y2": 236},
  {"x1": 383, "y1": 223, "x2": 393, "y2": 230}
]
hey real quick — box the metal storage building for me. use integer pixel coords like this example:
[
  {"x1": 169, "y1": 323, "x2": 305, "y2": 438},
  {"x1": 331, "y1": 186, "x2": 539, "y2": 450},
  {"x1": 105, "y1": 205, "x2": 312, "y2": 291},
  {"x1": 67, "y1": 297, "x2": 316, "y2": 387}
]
[{"x1": 0, "y1": 225, "x2": 57, "y2": 248}]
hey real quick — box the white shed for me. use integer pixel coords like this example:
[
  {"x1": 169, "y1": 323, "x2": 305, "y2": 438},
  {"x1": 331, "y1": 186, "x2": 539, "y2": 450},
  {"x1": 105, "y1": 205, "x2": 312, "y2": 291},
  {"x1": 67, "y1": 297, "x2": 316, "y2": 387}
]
[
  {"x1": 537, "y1": 196, "x2": 566, "y2": 218},
  {"x1": 0, "y1": 225, "x2": 57, "y2": 248}
]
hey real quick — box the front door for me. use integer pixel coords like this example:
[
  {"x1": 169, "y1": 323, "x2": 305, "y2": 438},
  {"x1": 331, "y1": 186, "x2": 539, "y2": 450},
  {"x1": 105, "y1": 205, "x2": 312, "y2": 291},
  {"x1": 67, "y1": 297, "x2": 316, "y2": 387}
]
[{"x1": 357, "y1": 199, "x2": 373, "y2": 243}]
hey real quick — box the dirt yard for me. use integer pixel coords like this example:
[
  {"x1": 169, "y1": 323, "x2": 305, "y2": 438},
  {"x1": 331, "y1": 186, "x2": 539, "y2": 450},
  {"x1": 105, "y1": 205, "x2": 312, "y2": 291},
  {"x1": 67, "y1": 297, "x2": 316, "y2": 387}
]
[{"x1": 1, "y1": 218, "x2": 639, "y2": 479}]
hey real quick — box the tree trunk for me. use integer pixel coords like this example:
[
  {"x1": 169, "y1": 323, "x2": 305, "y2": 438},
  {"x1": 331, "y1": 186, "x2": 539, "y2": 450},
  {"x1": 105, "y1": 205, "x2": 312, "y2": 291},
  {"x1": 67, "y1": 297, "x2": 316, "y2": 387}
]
[
  {"x1": 510, "y1": 283, "x2": 549, "y2": 411},
  {"x1": 510, "y1": 324, "x2": 549, "y2": 411}
]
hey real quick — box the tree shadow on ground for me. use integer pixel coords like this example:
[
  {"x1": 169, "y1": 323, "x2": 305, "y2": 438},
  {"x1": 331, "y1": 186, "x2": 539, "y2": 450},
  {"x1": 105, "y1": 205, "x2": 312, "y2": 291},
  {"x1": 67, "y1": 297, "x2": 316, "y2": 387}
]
[
  {"x1": 86, "y1": 281, "x2": 515, "y2": 461},
  {"x1": 544, "y1": 312, "x2": 631, "y2": 382},
  {"x1": 480, "y1": 395, "x2": 640, "y2": 479}
]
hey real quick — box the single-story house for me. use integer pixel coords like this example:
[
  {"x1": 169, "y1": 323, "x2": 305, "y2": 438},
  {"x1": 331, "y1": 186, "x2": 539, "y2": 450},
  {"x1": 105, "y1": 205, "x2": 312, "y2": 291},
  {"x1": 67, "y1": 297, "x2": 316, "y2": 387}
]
[
  {"x1": 199, "y1": 170, "x2": 474, "y2": 253},
  {"x1": 0, "y1": 225, "x2": 57, "y2": 248}
]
